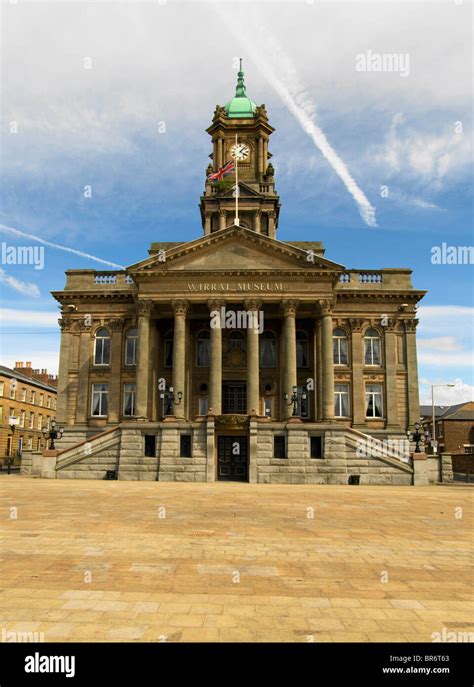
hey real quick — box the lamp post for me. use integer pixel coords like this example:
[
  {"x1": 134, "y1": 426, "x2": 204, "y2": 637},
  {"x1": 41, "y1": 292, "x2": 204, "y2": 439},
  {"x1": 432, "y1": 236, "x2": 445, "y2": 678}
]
[
  {"x1": 407, "y1": 422, "x2": 430, "y2": 453},
  {"x1": 42, "y1": 418, "x2": 64, "y2": 450},
  {"x1": 284, "y1": 385, "x2": 306, "y2": 417},
  {"x1": 431, "y1": 383, "x2": 455, "y2": 454},
  {"x1": 159, "y1": 386, "x2": 183, "y2": 416}
]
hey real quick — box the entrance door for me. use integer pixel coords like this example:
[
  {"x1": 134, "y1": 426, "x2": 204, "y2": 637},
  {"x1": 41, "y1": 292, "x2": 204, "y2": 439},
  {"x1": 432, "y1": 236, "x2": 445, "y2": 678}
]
[
  {"x1": 217, "y1": 436, "x2": 248, "y2": 482},
  {"x1": 222, "y1": 382, "x2": 247, "y2": 414}
]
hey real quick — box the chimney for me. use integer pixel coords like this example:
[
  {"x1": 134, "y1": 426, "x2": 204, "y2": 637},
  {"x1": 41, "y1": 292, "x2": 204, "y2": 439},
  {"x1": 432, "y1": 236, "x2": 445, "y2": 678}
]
[{"x1": 25, "y1": 362, "x2": 31, "y2": 368}]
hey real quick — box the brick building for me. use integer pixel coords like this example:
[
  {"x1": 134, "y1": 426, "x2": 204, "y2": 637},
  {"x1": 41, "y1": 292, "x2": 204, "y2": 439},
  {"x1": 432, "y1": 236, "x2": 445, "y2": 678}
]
[
  {"x1": 0, "y1": 363, "x2": 58, "y2": 464},
  {"x1": 421, "y1": 401, "x2": 474, "y2": 472}
]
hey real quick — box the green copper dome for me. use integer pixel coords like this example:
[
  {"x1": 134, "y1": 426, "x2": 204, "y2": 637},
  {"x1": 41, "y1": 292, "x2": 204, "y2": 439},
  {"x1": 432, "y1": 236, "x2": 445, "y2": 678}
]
[{"x1": 224, "y1": 62, "x2": 257, "y2": 119}]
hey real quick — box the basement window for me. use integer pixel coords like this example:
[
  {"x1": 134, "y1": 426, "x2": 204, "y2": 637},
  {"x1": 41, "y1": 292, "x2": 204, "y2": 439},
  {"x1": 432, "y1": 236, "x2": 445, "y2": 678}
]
[
  {"x1": 273, "y1": 435, "x2": 286, "y2": 459},
  {"x1": 310, "y1": 436, "x2": 323, "y2": 459},
  {"x1": 180, "y1": 434, "x2": 192, "y2": 458},
  {"x1": 144, "y1": 435, "x2": 156, "y2": 457}
]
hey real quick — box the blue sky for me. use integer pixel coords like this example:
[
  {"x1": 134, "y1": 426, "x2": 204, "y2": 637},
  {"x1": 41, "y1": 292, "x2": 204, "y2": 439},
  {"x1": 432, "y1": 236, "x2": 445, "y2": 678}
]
[{"x1": 0, "y1": 0, "x2": 472, "y2": 405}]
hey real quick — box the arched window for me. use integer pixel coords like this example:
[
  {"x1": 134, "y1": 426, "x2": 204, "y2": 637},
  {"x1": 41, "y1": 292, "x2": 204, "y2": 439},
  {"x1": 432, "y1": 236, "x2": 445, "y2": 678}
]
[
  {"x1": 333, "y1": 328, "x2": 349, "y2": 365},
  {"x1": 228, "y1": 331, "x2": 246, "y2": 354},
  {"x1": 296, "y1": 330, "x2": 309, "y2": 368},
  {"x1": 364, "y1": 328, "x2": 381, "y2": 366},
  {"x1": 164, "y1": 330, "x2": 174, "y2": 368},
  {"x1": 94, "y1": 328, "x2": 110, "y2": 365},
  {"x1": 260, "y1": 331, "x2": 277, "y2": 367},
  {"x1": 196, "y1": 330, "x2": 210, "y2": 367},
  {"x1": 124, "y1": 328, "x2": 138, "y2": 366}
]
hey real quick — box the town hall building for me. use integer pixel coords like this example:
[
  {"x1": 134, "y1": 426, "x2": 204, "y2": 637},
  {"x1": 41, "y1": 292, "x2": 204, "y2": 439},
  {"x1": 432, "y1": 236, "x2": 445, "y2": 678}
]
[{"x1": 26, "y1": 66, "x2": 434, "y2": 484}]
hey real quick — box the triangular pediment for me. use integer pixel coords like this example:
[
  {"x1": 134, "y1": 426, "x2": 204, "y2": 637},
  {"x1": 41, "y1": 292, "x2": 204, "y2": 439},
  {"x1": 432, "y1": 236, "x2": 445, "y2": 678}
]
[
  {"x1": 128, "y1": 225, "x2": 344, "y2": 275},
  {"x1": 219, "y1": 181, "x2": 264, "y2": 198}
]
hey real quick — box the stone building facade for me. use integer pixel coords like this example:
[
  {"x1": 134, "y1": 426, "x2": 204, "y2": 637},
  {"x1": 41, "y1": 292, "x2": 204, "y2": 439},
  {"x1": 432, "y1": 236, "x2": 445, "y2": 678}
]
[{"x1": 25, "y1": 67, "x2": 433, "y2": 484}]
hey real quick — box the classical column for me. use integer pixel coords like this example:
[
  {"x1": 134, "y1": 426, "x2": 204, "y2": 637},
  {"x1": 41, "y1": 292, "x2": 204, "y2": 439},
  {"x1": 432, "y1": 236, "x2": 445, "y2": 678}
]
[
  {"x1": 405, "y1": 318, "x2": 421, "y2": 427},
  {"x1": 219, "y1": 209, "x2": 227, "y2": 231},
  {"x1": 204, "y1": 211, "x2": 212, "y2": 236},
  {"x1": 319, "y1": 300, "x2": 335, "y2": 422},
  {"x1": 108, "y1": 319, "x2": 124, "y2": 423},
  {"x1": 281, "y1": 300, "x2": 298, "y2": 420},
  {"x1": 57, "y1": 317, "x2": 72, "y2": 425},
  {"x1": 172, "y1": 300, "x2": 189, "y2": 419},
  {"x1": 208, "y1": 300, "x2": 223, "y2": 415},
  {"x1": 136, "y1": 300, "x2": 153, "y2": 419},
  {"x1": 385, "y1": 320, "x2": 400, "y2": 429},
  {"x1": 244, "y1": 299, "x2": 262, "y2": 415},
  {"x1": 76, "y1": 323, "x2": 92, "y2": 424},
  {"x1": 253, "y1": 209, "x2": 261, "y2": 233},
  {"x1": 258, "y1": 136, "x2": 264, "y2": 176},
  {"x1": 349, "y1": 318, "x2": 366, "y2": 428}
]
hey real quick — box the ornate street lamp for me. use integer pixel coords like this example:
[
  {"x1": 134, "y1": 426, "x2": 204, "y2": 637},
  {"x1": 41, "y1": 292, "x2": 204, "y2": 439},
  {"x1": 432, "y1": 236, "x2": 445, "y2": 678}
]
[
  {"x1": 159, "y1": 386, "x2": 183, "y2": 413},
  {"x1": 284, "y1": 385, "x2": 306, "y2": 417},
  {"x1": 42, "y1": 418, "x2": 64, "y2": 450},
  {"x1": 407, "y1": 421, "x2": 430, "y2": 454}
]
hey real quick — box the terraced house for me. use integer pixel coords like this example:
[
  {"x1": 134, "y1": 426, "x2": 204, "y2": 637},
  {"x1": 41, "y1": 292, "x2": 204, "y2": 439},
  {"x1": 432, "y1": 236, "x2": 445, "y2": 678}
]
[{"x1": 25, "y1": 67, "x2": 435, "y2": 485}]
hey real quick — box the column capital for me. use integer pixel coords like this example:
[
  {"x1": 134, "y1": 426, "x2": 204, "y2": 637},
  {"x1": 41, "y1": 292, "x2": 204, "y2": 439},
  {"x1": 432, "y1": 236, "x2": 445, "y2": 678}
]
[
  {"x1": 403, "y1": 318, "x2": 418, "y2": 332},
  {"x1": 171, "y1": 299, "x2": 189, "y2": 317},
  {"x1": 281, "y1": 299, "x2": 299, "y2": 317},
  {"x1": 348, "y1": 317, "x2": 365, "y2": 332},
  {"x1": 385, "y1": 318, "x2": 399, "y2": 332},
  {"x1": 207, "y1": 299, "x2": 225, "y2": 312},
  {"x1": 109, "y1": 318, "x2": 125, "y2": 332},
  {"x1": 243, "y1": 298, "x2": 262, "y2": 312},
  {"x1": 137, "y1": 299, "x2": 154, "y2": 317},
  {"x1": 316, "y1": 299, "x2": 333, "y2": 317}
]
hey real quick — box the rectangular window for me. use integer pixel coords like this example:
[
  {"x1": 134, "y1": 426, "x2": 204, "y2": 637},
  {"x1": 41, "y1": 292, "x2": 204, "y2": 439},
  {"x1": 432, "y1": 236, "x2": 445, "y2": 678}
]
[
  {"x1": 365, "y1": 384, "x2": 383, "y2": 418},
  {"x1": 334, "y1": 384, "x2": 350, "y2": 417},
  {"x1": 123, "y1": 384, "x2": 136, "y2": 417},
  {"x1": 364, "y1": 337, "x2": 381, "y2": 366},
  {"x1": 293, "y1": 386, "x2": 310, "y2": 419},
  {"x1": 28, "y1": 437, "x2": 33, "y2": 449},
  {"x1": 0, "y1": 406, "x2": 3, "y2": 423},
  {"x1": 310, "y1": 436, "x2": 323, "y2": 459},
  {"x1": 196, "y1": 336, "x2": 210, "y2": 367},
  {"x1": 164, "y1": 337, "x2": 173, "y2": 368},
  {"x1": 39, "y1": 393, "x2": 44, "y2": 407},
  {"x1": 144, "y1": 435, "x2": 156, "y2": 457},
  {"x1": 125, "y1": 334, "x2": 138, "y2": 366},
  {"x1": 464, "y1": 445, "x2": 474, "y2": 454},
  {"x1": 10, "y1": 385, "x2": 16, "y2": 399},
  {"x1": 198, "y1": 396, "x2": 209, "y2": 416},
  {"x1": 180, "y1": 434, "x2": 192, "y2": 458},
  {"x1": 274, "y1": 435, "x2": 286, "y2": 459},
  {"x1": 21, "y1": 388, "x2": 27, "y2": 402},
  {"x1": 28, "y1": 412, "x2": 34, "y2": 429},
  {"x1": 47, "y1": 396, "x2": 51, "y2": 408},
  {"x1": 38, "y1": 415, "x2": 43, "y2": 431},
  {"x1": 333, "y1": 337, "x2": 348, "y2": 365},
  {"x1": 91, "y1": 383, "x2": 108, "y2": 417},
  {"x1": 31, "y1": 391, "x2": 36, "y2": 404},
  {"x1": 19, "y1": 409, "x2": 25, "y2": 427},
  {"x1": 0, "y1": 381, "x2": 4, "y2": 396}
]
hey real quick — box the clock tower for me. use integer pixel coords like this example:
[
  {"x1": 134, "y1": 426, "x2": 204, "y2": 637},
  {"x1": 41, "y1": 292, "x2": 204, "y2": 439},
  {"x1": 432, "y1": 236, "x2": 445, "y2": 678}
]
[{"x1": 200, "y1": 61, "x2": 280, "y2": 238}]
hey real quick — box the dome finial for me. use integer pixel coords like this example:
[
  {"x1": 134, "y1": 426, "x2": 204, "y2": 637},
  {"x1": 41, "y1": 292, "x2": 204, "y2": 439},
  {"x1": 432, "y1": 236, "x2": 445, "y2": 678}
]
[{"x1": 235, "y1": 58, "x2": 246, "y2": 98}]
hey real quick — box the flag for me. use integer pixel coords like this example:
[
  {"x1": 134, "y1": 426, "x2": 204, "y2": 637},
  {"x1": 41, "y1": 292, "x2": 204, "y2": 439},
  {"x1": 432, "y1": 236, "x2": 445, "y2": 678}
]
[{"x1": 208, "y1": 159, "x2": 235, "y2": 182}]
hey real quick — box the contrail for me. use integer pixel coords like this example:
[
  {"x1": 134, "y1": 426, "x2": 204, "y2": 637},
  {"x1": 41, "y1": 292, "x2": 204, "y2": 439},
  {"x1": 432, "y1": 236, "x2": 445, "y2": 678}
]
[
  {"x1": 0, "y1": 223, "x2": 125, "y2": 269},
  {"x1": 216, "y1": 4, "x2": 377, "y2": 228}
]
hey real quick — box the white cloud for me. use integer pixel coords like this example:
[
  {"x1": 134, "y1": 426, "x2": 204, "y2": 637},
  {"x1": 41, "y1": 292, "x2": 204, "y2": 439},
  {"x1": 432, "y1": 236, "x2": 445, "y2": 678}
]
[
  {"x1": 419, "y1": 378, "x2": 474, "y2": 406},
  {"x1": 417, "y1": 336, "x2": 461, "y2": 352},
  {"x1": 0, "y1": 269, "x2": 40, "y2": 298},
  {"x1": 417, "y1": 306, "x2": 474, "y2": 371},
  {"x1": 373, "y1": 113, "x2": 471, "y2": 189}
]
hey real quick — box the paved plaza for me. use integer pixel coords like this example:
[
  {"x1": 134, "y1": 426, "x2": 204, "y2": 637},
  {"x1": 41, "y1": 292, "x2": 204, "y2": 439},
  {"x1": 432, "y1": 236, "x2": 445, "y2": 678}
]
[{"x1": 0, "y1": 477, "x2": 472, "y2": 643}]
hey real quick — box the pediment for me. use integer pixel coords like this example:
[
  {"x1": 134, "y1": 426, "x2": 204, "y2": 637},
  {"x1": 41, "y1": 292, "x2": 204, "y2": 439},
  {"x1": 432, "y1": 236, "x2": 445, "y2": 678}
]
[
  {"x1": 129, "y1": 226, "x2": 344, "y2": 275},
  {"x1": 219, "y1": 182, "x2": 263, "y2": 198}
]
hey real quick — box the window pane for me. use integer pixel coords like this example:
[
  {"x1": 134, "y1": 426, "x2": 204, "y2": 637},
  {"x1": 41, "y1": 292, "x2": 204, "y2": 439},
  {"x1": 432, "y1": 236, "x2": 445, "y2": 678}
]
[
  {"x1": 197, "y1": 339, "x2": 210, "y2": 367},
  {"x1": 260, "y1": 337, "x2": 277, "y2": 367},
  {"x1": 339, "y1": 338, "x2": 348, "y2": 364},
  {"x1": 340, "y1": 392, "x2": 349, "y2": 417},
  {"x1": 364, "y1": 339, "x2": 372, "y2": 365},
  {"x1": 372, "y1": 339, "x2": 381, "y2": 365},
  {"x1": 296, "y1": 340, "x2": 308, "y2": 368},
  {"x1": 374, "y1": 392, "x2": 383, "y2": 417},
  {"x1": 164, "y1": 340, "x2": 173, "y2": 367}
]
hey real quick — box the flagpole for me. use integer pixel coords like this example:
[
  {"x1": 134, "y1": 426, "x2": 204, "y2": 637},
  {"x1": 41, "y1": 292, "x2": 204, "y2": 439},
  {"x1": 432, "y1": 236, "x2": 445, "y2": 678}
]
[{"x1": 234, "y1": 133, "x2": 239, "y2": 226}]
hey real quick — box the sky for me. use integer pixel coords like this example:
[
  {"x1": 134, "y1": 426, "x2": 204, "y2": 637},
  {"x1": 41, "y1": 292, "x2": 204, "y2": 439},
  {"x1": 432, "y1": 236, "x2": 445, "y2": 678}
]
[{"x1": 0, "y1": 0, "x2": 472, "y2": 406}]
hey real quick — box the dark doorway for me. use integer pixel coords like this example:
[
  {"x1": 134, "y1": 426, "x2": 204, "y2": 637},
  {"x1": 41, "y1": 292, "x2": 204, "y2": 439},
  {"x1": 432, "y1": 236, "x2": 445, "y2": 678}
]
[
  {"x1": 222, "y1": 382, "x2": 247, "y2": 414},
  {"x1": 217, "y1": 436, "x2": 248, "y2": 482}
]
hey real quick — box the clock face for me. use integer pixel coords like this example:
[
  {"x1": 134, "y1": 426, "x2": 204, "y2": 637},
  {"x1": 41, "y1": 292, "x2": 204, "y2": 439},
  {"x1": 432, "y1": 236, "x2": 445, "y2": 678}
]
[{"x1": 231, "y1": 142, "x2": 250, "y2": 161}]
